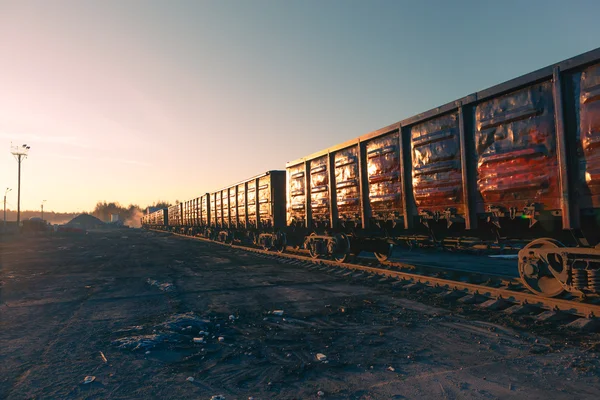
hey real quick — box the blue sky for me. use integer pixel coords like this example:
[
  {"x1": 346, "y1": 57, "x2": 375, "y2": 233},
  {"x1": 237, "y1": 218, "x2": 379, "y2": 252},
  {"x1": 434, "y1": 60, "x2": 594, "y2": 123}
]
[{"x1": 1, "y1": 0, "x2": 599, "y2": 212}]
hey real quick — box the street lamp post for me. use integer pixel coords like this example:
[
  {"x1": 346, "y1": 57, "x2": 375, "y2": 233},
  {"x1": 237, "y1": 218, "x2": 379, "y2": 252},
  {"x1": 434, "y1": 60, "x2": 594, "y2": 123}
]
[
  {"x1": 11, "y1": 144, "x2": 30, "y2": 227},
  {"x1": 3, "y1": 187, "x2": 11, "y2": 231},
  {"x1": 41, "y1": 200, "x2": 47, "y2": 221}
]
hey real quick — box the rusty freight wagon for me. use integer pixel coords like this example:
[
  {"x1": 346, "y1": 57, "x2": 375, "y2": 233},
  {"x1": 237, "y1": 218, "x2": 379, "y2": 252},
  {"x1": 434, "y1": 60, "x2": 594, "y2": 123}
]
[
  {"x1": 141, "y1": 208, "x2": 169, "y2": 230},
  {"x1": 205, "y1": 171, "x2": 287, "y2": 248},
  {"x1": 286, "y1": 47, "x2": 600, "y2": 298}
]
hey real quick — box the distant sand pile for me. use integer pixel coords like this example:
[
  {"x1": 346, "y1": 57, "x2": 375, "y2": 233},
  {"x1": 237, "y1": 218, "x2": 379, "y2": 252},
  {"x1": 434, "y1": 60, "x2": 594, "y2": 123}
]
[{"x1": 66, "y1": 214, "x2": 105, "y2": 230}]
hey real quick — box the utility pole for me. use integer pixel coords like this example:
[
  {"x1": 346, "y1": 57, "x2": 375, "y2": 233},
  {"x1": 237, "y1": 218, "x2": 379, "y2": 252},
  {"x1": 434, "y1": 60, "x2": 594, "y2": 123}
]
[
  {"x1": 41, "y1": 199, "x2": 47, "y2": 221},
  {"x1": 3, "y1": 187, "x2": 11, "y2": 231},
  {"x1": 11, "y1": 143, "x2": 31, "y2": 227}
]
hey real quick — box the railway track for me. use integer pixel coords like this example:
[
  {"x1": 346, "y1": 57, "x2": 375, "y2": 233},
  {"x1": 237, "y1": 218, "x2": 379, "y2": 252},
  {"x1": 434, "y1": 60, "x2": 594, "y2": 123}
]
[{"x1": 152, "y1": 230, "x2": 600, "y2": 330}]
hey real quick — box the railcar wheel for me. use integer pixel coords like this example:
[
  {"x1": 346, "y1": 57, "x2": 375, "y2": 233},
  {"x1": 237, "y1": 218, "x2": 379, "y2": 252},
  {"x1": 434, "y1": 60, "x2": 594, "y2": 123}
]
[
  {"x1": 307, "y1": 233, "x2": 320, "y2": 259},
  {"x1": 332, "y1": 234, "x2": 351, "y2": 263},
  {"x1": 374, "y1": 243, "x2": 393, "y2": 263},
  {"x1": 518, "y1": 238, "x2": 565, "y2": 298},
  {"x1": 274, "y1": 232, "x2": 287, "y2": 253}
]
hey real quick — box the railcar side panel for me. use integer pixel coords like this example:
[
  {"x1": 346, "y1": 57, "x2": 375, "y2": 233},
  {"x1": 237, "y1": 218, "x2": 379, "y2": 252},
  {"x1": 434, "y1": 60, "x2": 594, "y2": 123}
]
[
  {"x1": 216, "y1": 192, "x2": 222, "y2": 227},
  {"x1": 210, "y1": 194, "x2": 217, "y2": 227},
  {"x1": 229, "y1": 187, "x2": 237, "y2": 227},
  {"x1": 287, "y1": 164, "x2": 306, "y2": 225},
  {"x1": 475, "y1": 81, "x2": 559, "y2": 213},
  {"x1": 201, "y1": 194, "x2": 209, "y2": 226},
  {"x1": 310, "y1": 156, "x2": 330, "y2": 224},
  {"x1": 365, "y1": 131, "x2": 403, "y2": 220},
  {"x1": 258, "y1": 175, "x2": 272, "y2": 226},
  {"x1": 411, "y1": 113, "x2": 464, "y2": 216},
  {"x1": 237, "y1": 183, "x2": 246, "y2": 227},
  {"x1": 247, "y1": 180, "x2": 257, "y2": 227},
  {"x1": 579, "y1": 63, "x2": 600, "y2": 209},
  {"x1": 222, "y1": 189, "x2": 229, "y2": 227},
  {"x1": 334, "y1": 146, "x2": 361, "y2": 221}
]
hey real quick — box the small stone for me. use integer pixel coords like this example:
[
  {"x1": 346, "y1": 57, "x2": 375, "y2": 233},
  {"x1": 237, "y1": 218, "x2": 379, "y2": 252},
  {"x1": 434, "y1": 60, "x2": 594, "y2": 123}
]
[
  {"x1": 316, "y1": 353, "x2": 327, "y2": 361},
  {"x1": 387, "y1": 366, "x2": 395, "y2": 372},
  {"x1": 83, "y1": 376, "x2": 95, "y2": 384}
]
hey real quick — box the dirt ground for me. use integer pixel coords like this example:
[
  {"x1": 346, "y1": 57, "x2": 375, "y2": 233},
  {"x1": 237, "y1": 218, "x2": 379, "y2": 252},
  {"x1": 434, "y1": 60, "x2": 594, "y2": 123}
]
[{"x1": 1, "y1": 230, "x2": 599, "y2": 399}]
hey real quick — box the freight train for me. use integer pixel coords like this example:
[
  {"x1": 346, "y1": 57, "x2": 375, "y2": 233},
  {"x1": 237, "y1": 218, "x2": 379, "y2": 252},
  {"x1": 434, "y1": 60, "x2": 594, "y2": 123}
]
[{"x1": 142, "y1": 48, "x2": 600, "y2": 299}]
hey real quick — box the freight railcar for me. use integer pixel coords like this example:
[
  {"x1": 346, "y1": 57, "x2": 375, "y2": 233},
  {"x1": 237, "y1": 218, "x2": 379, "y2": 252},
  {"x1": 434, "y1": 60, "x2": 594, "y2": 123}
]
[
  {"x1": 206, "y1": 171, "x2": 287, "y2": 248},
  {"x1": 286, "y1": 48, "x2": 600, "y2": 297},
  {"x1": 141, "y1": 208, "x2": 169, "y2": 230}
]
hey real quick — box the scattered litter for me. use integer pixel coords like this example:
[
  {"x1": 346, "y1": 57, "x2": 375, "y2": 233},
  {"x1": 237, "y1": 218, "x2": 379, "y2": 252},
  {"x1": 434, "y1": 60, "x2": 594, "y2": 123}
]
[
  {"x1": 210, "y1": 396, "x2": 226, "y2": 400},
  {"x1": 99, "y1": 351, "x2": 108, "y2": 363},
  {"x1": 193, "y1": 337, "x2": 204, "y2": 343},
  {"x1": 218, "y1": 336, "x2": 225, "y2": 342},
  {"x1": 112, "y1": 334, "x2": 168, "y2": 351},
  {"x1": 157, "y1": 312, "x2": 210, "y2": 331},
  {"x1": 273, "y1": 310, "x2": 284, "y2": 316},
  {"x1": 186, "y1": 376, "x2": 194, "y2": 382},
  {"x1": 145, "y1": 351, "x2": 151, "y2": 355},
  {"x1": 146, "y1": 278, "x2": 174, "y2": 292},
  {"x1": 229, "y1": 315, "x2": 236, "y2": 321},
  {"x1": 387, "y1": 366, "x2": 395, "y2": 372},
  {"x1": 316, "y1": 353, "x2": 327, "y2": 361},
  {"x1": 83, "y1": 376, "x2": 96, "y2": 384},
  {"x1": 317, "y1": 390, "x2": 325, "y2": 397},
  {"x1": 117, "y1": 325, "x2": 144, "y2": 333}
]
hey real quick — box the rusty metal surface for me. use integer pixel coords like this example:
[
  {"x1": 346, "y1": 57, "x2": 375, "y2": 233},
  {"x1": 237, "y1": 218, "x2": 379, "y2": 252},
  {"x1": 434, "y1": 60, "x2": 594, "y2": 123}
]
[
  {"x1": 258, "y1": 175, "x2": 272, "y2": 219},
  {"x1": 475, "y1": 81, "x2": 559, "y2": 211},
  {"x1": 168, "y1": 204, "x2": 181, "y2": 226},
  {"x1": 579, "y1": 62, "x2": 600, "y2": 208},
  {"x1": 247, "y1": 179, "x2": 257, "y2": 224},
  {"x1": 222, "y1": 189, "x2": 229, "y2": 227},
  {"x1": 366, "y1": 131, "x2": 403, "y2": 217},
  {"x1": 210, "y1": 194, "x2": 217, "y2": 226},
  {"x1": 287, "y1": 164, "x2": 306, "y2": 225},
  {"x1": 309, "y1": 156, "x2": 330, "y2": 222},
  {"x1": 411, "y1": 113, "x2": 464, "y2": 215},
  {"x1": 229, "y1": 188, "x2": 237, "y2": 225},
  {"x1": 201, "y1": 195, "x2": 209, "y2": 226},
  {"x1": 334, "y1": 146, "x2": 360, "y2": 221},
  {"x1": 237, "y1": 183, "x2": 246, "y2": 226}
]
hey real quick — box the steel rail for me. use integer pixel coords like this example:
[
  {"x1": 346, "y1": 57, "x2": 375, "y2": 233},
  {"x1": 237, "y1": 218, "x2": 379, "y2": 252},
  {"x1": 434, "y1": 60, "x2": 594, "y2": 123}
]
[{"x1": 154, "y1": 230, "x2": 600, "y2": 318}]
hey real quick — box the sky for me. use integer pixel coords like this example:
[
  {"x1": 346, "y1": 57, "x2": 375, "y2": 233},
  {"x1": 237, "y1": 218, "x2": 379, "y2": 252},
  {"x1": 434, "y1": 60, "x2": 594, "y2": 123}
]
[{"x1": 1, "y1": 0, "x2": 600, "y2": 213}]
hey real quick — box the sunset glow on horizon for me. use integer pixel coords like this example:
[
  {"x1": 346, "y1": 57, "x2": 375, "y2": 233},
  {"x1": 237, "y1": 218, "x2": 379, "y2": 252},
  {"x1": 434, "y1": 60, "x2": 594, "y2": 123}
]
[{"x1": 1, "y1": 0, "x2": 599, "y2": 213}]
